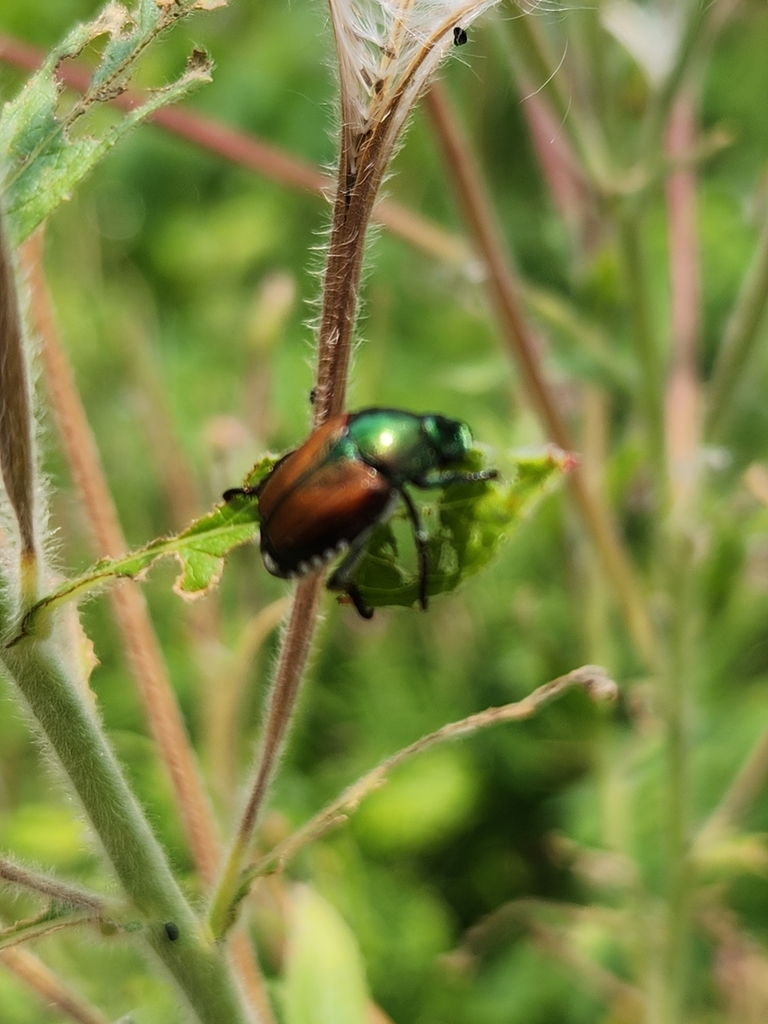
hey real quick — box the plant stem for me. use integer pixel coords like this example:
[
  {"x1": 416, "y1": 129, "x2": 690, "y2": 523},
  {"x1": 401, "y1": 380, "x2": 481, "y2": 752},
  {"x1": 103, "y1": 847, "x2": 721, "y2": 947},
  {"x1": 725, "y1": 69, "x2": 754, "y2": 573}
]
[
  {"x1": 664, "y1": 95, "x2": 701, "y2": 508},
  {"x1": 208, "y1": 576, "x2": 324, "y2": 939},
  {"x1": 639, "y1": 0, "x2": 711, "y2": 165},
  {"x1": 0, "y1": 857, "x2": 108, "y2": 912},
  {"x1": 1, "y1": 641, "x2": 249, "y2": 1024},
  {"x1": 21, "y1": 235, "x2": 222, "y2": 886},
  {"x1": 425, "y1": 82, "x2": 658, "y2": 669},
  {"x1": 659, "y1": 533, "x2": 695, "y2": 1024},
  {"x1": 244, "y1": 666, "x2": 616, "y2": 883},
  {"x1": 705, "y1": 210, "x2": 768, "y2": 439},
  {"x1": 0, "y1": 946, "x2": 110, "y2": 1024},
  {"x1": 617, "y1": 207, "x2": 667, "y2": 493}
]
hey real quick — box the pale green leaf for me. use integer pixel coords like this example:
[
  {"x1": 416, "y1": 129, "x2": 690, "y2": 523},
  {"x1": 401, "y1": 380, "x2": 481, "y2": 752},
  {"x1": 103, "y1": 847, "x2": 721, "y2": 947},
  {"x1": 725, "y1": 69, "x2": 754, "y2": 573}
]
[
  {"x1": 283, "y1": 885, "x2": 370, "y2": 1024},
  {"x1": 10, "y1": 457, "x2": 274, "y2": 644}
]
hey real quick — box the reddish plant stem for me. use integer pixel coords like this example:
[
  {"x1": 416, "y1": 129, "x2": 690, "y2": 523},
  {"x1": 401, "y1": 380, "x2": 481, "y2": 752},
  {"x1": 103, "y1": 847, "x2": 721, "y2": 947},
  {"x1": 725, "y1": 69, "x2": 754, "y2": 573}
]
[
  {"x1": 209, "y1": 577, "x2": 323, "y2": 938},
  {"x1": 312, "y1": 129, "x2": 393, "y2": 422},
  {"x1": 0, "y1": 947, "x2": 110, "y2": 1024},
  {"x1": 664, "y1": 94, "x2": 701, "y2": 508},
  {"x1": 424, "y1": 83, "x2": 657, "y2": 668}
]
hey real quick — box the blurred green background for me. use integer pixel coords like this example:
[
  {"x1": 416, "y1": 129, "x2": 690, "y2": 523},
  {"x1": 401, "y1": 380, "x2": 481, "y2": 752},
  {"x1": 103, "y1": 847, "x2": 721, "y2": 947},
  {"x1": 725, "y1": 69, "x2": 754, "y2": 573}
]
[{"x1": 3, "y1": 0, "x2": 768, "y2": 1021}]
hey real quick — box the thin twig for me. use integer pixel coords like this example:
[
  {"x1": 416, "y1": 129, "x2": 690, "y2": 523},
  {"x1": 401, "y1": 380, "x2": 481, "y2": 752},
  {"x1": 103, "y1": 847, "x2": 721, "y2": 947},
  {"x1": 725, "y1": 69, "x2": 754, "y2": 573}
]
[
  {"x1": 208, "y1": 576, "x2": 323, "y2": 939},
  {"x1": 0, "y1": 910, "x2": 98, "y2": 953},
  {"x1": 424, "y1": 82, "x2": 658, "y2": 669},
  {"x1": 618, "y1": 210, "x2": 667, "y2": 489},
  {"x1": 245, "y1": 666, "x2": 617, "y2": 881},
  {"x1": 209, "y1": 1, "x2": 496, "y2": 937},
  {"x1": 0, "y1": 946, "x2": 110, "y2": 1024},
  {"x1": 705, "y1": 208, "x2": 768, "y2": 439},
  {"x1": 664, "y1": 93, "x2": 702, "y2": 510},
  {"x1": 0, "y1": 856, "x2": 108, "y2": 913},
  {"x1": 207, "y1": 598, "x2": 291, "y2": 809}
]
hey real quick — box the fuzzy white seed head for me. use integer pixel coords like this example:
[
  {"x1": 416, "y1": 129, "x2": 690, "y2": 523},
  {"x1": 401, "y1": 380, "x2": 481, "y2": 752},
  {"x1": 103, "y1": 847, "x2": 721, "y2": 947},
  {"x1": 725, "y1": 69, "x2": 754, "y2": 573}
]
[{"x1": 329, "y1": 0, "x2": 498, "y2": 172}]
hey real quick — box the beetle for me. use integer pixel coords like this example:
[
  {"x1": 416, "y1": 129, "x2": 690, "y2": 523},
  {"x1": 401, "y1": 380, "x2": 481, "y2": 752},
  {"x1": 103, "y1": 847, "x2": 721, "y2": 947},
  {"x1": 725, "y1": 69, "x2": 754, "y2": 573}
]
[
  {"x1": 453, "y1": 26, "x2": 468, "y2": 45},
  {"x1": 225, "y1": 408, "x2": 497, "y2": 619}
]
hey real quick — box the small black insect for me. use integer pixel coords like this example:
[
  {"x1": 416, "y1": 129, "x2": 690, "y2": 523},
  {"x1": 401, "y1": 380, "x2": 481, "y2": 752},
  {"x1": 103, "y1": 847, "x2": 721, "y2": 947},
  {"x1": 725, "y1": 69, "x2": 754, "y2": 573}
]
[
  {"x1": 164, "y1": 922, "x2": 180, "y2": 941},
  {"x1": 309, "y1": 387, "x2": 317, "y2": 405},
  {"x1": 453, "y1": 26, "x2": 468, "y2": 46}
]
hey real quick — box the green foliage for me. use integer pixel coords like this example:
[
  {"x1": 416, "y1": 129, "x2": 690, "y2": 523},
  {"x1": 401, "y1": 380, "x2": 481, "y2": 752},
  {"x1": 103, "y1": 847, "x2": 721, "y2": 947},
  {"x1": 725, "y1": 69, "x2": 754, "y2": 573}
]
[
  {"x1": 3, "y1": 0, "x2": 768, "y2": 1022},
  {"x1": 11, "y1": 456, "x2": 273, "y2": 641},
  {"x1": 0, "y1": 0, "x2": 214, "y2": 246},
  {"x1": 283, "y1": 886, "x2": 370, "y2": 1024},
  {"x1": 356, "y1": 448, "x2": 570, "y2": 609}
]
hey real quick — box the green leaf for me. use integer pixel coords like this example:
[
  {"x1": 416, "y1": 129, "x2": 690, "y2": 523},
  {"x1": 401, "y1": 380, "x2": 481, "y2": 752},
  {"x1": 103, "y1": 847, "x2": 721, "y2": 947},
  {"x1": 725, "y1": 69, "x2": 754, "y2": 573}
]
[
  {"x1": 283, "y1": 885, "x2": 370, "y2": 1024},
  {"x1": 350, "y1": 447, "x2": 573, "y2": 610},
  {"x1": 0, "y1": 2, "x2": 214, "y2": 246},
  {"x1": 10, "y1": 457, "x2": 275, "y2": 644}
]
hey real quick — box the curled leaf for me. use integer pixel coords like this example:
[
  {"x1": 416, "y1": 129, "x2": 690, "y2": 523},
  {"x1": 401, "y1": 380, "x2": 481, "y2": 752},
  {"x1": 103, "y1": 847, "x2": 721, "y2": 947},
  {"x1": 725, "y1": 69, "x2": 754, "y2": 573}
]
[{"x1": 350, "y1": 447, "x2": 573, "y2": 610}]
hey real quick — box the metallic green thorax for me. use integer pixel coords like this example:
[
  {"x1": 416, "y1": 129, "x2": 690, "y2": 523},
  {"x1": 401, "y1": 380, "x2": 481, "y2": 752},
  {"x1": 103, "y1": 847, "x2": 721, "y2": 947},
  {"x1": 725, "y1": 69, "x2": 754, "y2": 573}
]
[{"x1": 343, "y1": 409, "x2": 473, "y2": 483}]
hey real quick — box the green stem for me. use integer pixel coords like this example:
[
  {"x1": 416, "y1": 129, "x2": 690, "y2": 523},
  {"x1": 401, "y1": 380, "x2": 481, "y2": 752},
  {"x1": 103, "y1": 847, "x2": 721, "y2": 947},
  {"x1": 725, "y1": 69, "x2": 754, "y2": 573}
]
[
  {"x1": 705, "y1": 211, "x2": 768, "y2": 439},
  {"x1": 639, "y1": 0, "x2": 711, "y2": 165},
  {"x1": 659, "y1": 532, "x2": 696, "y2": 1024},
  {"x1": 1, "y1": 640, "x2": 249, "y2": 1024},
  {"x1": 618, "y1": 208, "x2": 667, "y2": 493}
]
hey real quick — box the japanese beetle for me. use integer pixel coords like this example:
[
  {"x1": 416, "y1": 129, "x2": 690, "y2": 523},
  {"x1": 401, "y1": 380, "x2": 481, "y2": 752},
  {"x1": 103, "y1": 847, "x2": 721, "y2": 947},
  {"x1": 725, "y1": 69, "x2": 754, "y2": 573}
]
[{"x1": 226, "y1": 408, "x2": 497, "y2": 618}]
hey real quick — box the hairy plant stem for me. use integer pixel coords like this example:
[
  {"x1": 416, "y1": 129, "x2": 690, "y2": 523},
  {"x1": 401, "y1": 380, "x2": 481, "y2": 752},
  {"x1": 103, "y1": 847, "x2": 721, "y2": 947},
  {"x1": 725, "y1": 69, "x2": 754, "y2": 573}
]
[
  {"x1": 209, "y1": 577, "x2": 323, "y2": 939},
  {"x1": 0, "y1": 640, "x2": 249, "y2": 1024},
  {"x1": 0, "y1": 857, "x2": 108, "y2": 912},
  {"x1": 21, "y1": 232, "x2": 273, "y2": 1023},
  {"x1": 312, "y1": 131, "x2": 393, "y2": 421},
  {"x1": 209, "y1": 36, "x2": 451, "y2": 934},
  {"x1": 21, "y1": 235, "x2": 221, "y2": 885}
]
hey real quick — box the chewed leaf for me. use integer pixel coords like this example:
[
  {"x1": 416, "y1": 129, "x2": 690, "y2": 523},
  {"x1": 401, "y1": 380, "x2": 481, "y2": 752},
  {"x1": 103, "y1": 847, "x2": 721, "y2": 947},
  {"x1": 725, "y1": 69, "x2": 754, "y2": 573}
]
[
  {"x1": 9, "y1": 457, "x2": 275, "y2": 645},
  {"x1": 0, "y1": 2, "x2": 214, "y2": 246},
  {"x1": 349, "y1": 447, "x2": 573, "y2": 610}
]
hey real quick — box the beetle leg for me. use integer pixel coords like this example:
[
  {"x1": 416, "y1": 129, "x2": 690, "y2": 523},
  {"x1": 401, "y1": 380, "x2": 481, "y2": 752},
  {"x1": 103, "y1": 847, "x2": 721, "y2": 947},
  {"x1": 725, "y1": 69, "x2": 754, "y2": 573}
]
[
  {"x1": 222, "y1": 485, "x2": 257, "y2": 501},
  {"x1": 327, "y1": 530, "x2": 377, "y2": 619},
  {"x1": 343, "y1": 582, "x2": 375, "y2": 620},
  {"x1": 398, "y1": 487, "x2": 429, "y2": 611}
]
